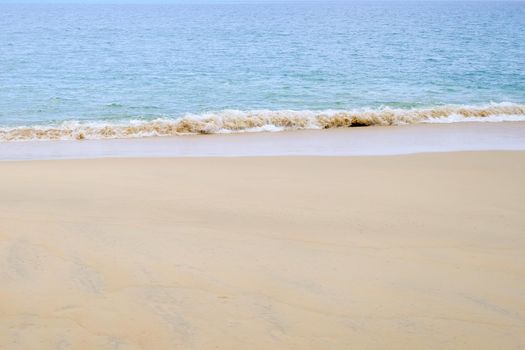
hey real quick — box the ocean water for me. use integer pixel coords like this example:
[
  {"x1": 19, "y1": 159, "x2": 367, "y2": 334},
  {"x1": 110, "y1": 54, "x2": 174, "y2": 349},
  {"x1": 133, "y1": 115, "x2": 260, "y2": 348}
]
[{"x1": 1, "y1": 1, "x2": 525, "y2": 141}]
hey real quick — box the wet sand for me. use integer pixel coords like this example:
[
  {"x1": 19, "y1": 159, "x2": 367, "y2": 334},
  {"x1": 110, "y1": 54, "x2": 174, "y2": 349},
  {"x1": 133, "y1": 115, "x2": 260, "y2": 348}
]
[
  {"x1": 1, "y1": 153, "x2": 524, "y2": 349},
  {"x1": 2, "y1": 122, "x2": 525, "y2": 160}
]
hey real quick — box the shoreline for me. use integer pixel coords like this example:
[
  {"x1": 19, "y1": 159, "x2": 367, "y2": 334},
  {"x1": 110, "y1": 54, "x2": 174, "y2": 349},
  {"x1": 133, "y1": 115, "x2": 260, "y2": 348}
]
[
  {"x1": 1, "y1": 152, "x2": 524, "y2": 349},
  {"x1": 1, "y1": 121, "x2": 525, "y2": 160}
]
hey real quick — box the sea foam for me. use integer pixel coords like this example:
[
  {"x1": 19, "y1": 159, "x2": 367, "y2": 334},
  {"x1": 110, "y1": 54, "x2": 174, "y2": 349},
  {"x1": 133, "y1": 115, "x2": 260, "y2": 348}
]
[{"x1": 1, "y1": 103, "x2": 524, "y2": 142}]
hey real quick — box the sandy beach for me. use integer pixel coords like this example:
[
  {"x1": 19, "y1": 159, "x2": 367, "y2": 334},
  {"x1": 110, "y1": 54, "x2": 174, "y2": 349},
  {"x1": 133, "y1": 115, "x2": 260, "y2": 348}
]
[
  {"x1": 1, "y1": 151, "x2": 524, "y2": 349},
  {"x1": 3, "y1": 0, "x2": 525, "y2": 348}
]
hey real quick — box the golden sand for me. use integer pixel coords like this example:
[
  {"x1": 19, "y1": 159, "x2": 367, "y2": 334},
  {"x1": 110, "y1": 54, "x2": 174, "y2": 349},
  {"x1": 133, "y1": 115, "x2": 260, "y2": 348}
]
[{"x1": 0, "y1": 153, "x2": 524, "y2": 349}]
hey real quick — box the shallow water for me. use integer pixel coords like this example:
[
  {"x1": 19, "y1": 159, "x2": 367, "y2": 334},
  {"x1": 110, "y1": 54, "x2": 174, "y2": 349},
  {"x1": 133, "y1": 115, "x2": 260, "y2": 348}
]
[
  {"x1": 2, "y1": 123, "x2": 525, "y2": 160},
  {"x1": 1, "y1": 1, "x2": 524, "y2": 140}
]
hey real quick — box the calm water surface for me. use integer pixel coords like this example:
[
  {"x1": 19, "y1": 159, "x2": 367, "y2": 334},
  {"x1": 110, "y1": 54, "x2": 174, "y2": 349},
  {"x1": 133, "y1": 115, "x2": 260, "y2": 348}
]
[{"x1": 0, "y1": 1, "x2": 524, "y2": 138}]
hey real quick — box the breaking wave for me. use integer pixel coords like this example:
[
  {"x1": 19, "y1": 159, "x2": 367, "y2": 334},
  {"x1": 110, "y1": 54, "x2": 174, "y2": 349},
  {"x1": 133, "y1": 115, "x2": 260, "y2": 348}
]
[{"x1": 1, "y1": 103, "x2": 524, "y2": 141}]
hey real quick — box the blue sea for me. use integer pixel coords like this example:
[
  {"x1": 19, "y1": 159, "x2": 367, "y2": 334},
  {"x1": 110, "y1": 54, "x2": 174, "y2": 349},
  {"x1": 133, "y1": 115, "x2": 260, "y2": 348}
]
[{"x1": 1, "y1": 1, "x2": 525, "y2": 141}]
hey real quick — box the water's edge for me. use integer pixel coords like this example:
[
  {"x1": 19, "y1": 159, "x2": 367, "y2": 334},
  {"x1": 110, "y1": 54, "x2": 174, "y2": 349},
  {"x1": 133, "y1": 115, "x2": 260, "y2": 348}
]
[
  {"x1": 1, "y1": 103, "x2": 524, "y2": 142},
  {"x1": 2, "y1": 122, "x2": 525, "y2": 161}
]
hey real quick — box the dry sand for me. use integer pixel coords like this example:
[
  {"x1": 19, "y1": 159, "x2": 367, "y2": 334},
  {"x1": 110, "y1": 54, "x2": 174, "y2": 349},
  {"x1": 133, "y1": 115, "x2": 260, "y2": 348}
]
[{"x1": 0, "y1": 152, "x2": 524, "y2": 349}]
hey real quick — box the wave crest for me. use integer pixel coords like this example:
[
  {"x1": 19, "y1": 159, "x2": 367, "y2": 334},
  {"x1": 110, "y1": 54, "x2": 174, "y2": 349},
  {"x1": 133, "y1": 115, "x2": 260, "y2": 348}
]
[{"x1": 1, "y1": 103, "x2": 524, "y2": 141}]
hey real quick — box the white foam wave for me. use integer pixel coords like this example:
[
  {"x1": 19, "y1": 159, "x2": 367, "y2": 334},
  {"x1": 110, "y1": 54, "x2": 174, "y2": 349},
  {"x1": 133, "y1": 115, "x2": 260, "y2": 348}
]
[{"x1": 0, "y1": 102, "x2": 524, "y2": 142}]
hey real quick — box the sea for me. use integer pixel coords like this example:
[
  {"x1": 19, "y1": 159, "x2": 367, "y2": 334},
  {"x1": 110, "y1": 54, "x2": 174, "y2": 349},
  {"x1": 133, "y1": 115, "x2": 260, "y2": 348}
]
[{"x1": 1, "y1": 1, "x2": 524, "y2": 141}]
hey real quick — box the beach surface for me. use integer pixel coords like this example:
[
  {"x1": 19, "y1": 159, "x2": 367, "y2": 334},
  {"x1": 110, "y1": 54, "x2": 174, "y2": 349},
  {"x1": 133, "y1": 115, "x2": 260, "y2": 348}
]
[
  {"x1": 2, "y1": 122, "x2": 525, "y2": 160},
  {"x1": 0, "y1": 152, "x2": 524, "y2": 349}
]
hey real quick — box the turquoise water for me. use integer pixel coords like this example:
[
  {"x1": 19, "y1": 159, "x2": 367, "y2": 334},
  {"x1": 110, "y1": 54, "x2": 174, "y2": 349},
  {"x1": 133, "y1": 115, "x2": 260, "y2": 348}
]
[{"x1": 1, "y1": 1, "x2": 525, "y2": 140}]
